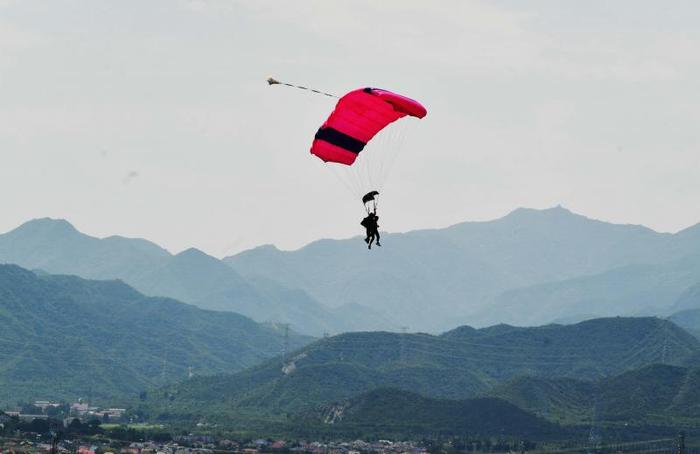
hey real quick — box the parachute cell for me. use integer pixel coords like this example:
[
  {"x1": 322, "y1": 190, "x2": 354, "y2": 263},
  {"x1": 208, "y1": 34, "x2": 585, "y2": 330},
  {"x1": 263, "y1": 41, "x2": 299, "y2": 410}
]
[{"x1": 310, "y1": 88, "x2": 427, "y2": 165}]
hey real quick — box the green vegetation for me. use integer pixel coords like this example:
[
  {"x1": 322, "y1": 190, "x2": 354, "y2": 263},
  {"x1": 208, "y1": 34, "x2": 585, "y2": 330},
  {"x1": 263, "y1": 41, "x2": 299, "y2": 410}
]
[
  {"x1": 299, "y1": 388, "x2": 569, "y2": 440},
  {"x1": 136, "y1": 317, "x2": 700, "y2": 438},
  {"x1": 136, "y1": 365, "x2": 700, "y2": 439},
  {"x1": 488, "y1": 365, "x2": 700, "y2": 427},
  {"x1": 0, "y1": 218, "x2": 377, "y2": 336},
  {"x1": 0, "y1": 265, "x2": 311, "y2": 403},
  {"x1": 488, "y1": 376, "x2": 595, "y2": 425}
]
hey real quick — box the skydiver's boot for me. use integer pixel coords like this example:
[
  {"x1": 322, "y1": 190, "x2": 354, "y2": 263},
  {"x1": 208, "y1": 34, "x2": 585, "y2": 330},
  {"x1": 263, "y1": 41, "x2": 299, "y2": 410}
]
[{"x1": 364, "y1": 237, "x2": 369, "y2": 244}]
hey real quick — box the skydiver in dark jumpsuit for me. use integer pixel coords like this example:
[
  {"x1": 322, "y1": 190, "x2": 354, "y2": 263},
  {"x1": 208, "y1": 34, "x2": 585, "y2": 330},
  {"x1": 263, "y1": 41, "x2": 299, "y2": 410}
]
[{"x1": 362, "y1": 211, "x2": 381, "y2": 249}]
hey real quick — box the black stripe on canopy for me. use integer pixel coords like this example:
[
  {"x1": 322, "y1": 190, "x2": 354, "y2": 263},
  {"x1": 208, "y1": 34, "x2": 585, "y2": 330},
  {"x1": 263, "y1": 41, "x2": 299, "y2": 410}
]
[{"x1": 314, "y1": 127, "x2": 366, "y2": 154}]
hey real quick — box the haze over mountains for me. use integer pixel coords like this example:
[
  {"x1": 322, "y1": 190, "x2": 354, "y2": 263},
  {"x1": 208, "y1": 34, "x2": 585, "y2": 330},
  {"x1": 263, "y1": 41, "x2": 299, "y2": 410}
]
[
  {"x1": 0, "y1": 264, "x2": 310, "y2": 403},
  {"x1": 3, "y1": 206, "x2": 700, "y2": 334},
  {"x1": 0, "y1": 218, "x2": 378, "y2": 336},
  {"x1": 228, "y1": 206, "x2": 700, "y2": 330},
  {"x1": 3, "y1": 208, "x2": 700, "y2": 437}
]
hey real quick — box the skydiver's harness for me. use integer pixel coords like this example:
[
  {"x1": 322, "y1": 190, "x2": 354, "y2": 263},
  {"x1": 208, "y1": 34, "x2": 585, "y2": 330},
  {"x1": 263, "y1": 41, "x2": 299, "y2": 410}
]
[{"x1": 365, "y1": 199, "x2": 378, "y2": 215}]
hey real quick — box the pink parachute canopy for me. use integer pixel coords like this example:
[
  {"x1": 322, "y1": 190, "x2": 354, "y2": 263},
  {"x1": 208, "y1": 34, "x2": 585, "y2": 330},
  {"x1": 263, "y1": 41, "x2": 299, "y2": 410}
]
[{"x1": 310, "y1": 88, "x2": 427, "y2": 165}]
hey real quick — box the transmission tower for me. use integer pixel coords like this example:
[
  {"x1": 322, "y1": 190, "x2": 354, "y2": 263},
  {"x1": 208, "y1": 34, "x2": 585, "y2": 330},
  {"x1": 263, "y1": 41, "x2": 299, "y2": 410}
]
[
  {"x1": 678, "y1": 431, "x2": 686, "y2": 454},
  {"x1": 662, "y1": 322, "x2": 670, "y2": 365},
  {"x1": 588, "y1": 389, "x2": 602, "y2": 449},
  {"x1": 282, "y1": 323, "x2": 290, "y2": 360},
  {"x1": 399, "y1": 326, "x2": 408, "y2": 364},
  {"x1": 161, "y1": 350, "x2": 168, "y2": 384}
]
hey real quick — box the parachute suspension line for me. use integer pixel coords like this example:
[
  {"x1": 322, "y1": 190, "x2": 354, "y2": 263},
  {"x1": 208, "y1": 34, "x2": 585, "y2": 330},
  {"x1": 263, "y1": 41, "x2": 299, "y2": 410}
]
[
  {"x1": 375, "y1": 119, "x2": 410, "y2": 191},
  {"x1": 327, "y1": 121, "x2": 410, "y2": 212},
  {"x1": 327, "y1": 164, "x2": 356, "y2": 198},
  {"x1": 323, "y1": 120, "x2": 412, "y2": 213},
  {"x1": 266, "y1": 77, "x2": 339, "y2": 98},
  {"x1": 326, "y1": 162, "x2": 366, "y2": 211},
  {"x1": 357, "y1": 151, "x2": 371, "y2": 197}
]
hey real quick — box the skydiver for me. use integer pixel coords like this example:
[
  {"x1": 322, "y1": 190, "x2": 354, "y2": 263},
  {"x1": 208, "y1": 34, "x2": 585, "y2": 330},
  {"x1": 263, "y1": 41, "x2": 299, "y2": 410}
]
[
  {"x1": 361, "y1": 213, "x2": 372, "y2": 245},
  {"x1": 365, "y1": 210, "x2": 381, "y2": 249}
]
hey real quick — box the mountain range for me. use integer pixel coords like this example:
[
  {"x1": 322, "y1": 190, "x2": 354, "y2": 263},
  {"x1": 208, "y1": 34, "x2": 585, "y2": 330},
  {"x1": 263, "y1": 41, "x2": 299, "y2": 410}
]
[
  {"x1": 4, "y1": 206, "x2": 700, "y2": 334},
  {"x1": 489, "y1": 364, "x2": 700, "y2": 426},
  {"x1": 0, "y1": 218, "x2": 378, "y2": 336},
  {"x1": 4, "y1": 209, "x2": 700, "y2": 438},
  {"x1": 138, "y1": 317, "x2": 700, "y2": 438},
  {"x1": 225, "y1": 206, "x2": 700, "y2": 331},
  {"x1": 142, "y1": 317, "x2": 700, "y2": 416},
  {"x1": 0, "y1": 264, "x2": 310, "y2": 403}
]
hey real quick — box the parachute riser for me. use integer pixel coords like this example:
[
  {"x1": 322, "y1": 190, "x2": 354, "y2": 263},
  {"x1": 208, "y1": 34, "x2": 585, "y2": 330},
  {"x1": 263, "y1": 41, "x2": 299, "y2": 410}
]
[
  {"x1": 362, "y1": 190, "x2": 380, "y2": 214},
  {"x1": 364, "y1": 199, "x2": 378, "y2": 215}
]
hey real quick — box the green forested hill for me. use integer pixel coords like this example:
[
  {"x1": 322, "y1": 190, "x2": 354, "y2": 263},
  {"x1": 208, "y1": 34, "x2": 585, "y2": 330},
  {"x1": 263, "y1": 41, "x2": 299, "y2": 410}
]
[
  {"x1": 306, "y1": 366, "x2": 700, "y2": 439},
  {"x1": 6, "y1": 212, "x2": 700, "y2": 335},
  {"x1": 303, "y1": 388, "x2": 567, "y2": 439},
  {"x1": 599, "y1": 364, "x2": 700, "y2": 422},
  {"x1": 487, "y1": 376, "x2": 595, "y2": 425},
  {"x1": 0, "y1": 218, "x2": 381, "y2": 336},
  {"x1": 142, "y1": 317, "x2": 699, "y2": 420},
  {"x1": 488, "y1": 365, "x2": 700, "y2": 426},
  {"x1": 0, "y1": 265, "x2": 311, "y2": 403}
]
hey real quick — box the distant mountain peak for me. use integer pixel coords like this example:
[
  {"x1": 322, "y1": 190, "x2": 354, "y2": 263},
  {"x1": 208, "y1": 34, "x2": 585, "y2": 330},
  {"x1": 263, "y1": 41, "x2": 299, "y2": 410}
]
[
  {"x1": 172, "y1": 248, "x2": 227, "y2": 268},
  {"x1": 505, "y1": 205, "x2": 575, "y2": 219},
  {"x1": 255, "y1": 244, "x2": 280, "y2": 251},
  {"x1": 22, "y1": 217, "x2": 76, "y2": 229},
  {"x1": 9, "y1": 217, "x2": 80, "y2": 237},
  {"x1": 177, "y1": 247, "x2": 208, "y2": 257},
  {"x1": 225, "y1": 244, "x2": 281, "y2": 261},
  {"x1": 174, "y1": 247, "x2": 218, "y2": 262}
]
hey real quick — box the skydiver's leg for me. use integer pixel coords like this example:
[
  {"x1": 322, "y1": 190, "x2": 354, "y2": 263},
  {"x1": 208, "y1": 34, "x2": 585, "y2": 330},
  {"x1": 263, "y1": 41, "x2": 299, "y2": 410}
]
[
  {"x1": 375, "y1": 230, "x2": 381, "y2": 247},
  {"x1": 364, "y1": 228, "x2": 370, "y2": 243},
  {"x1": 368, "y1": 233, "x2": 374, "y2": 249}
]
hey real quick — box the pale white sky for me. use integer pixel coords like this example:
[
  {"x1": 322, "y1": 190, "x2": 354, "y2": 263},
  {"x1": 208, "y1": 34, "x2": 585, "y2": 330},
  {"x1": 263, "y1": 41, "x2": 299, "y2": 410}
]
[{"x1": 2, "y1": 0, "x2": 700, "y2": 256}]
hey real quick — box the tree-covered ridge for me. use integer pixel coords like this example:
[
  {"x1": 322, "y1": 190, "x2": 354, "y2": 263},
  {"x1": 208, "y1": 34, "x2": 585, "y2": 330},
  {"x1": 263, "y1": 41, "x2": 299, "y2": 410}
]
[
  {"x1": 142, "y1": 317, "x2": 700, "y2": 419},
  {"x1": 0, "y1": 264, "x2": 311, "y2": 403},
  {"x1": 489, "y1": 364, "x2": 700, "y2": 426},
  {"x1": 0, "y1": 218, "x2": 381, "y2": 336},
  {"x1": 304, "y1": 388, "x2": 567, "y2": 440},
  {"x1": 305, "y1": 366, "x2": 700, "y2": 438},
  {"x1": 7, "y1": 208, "x2": 700, "y2": 335}
]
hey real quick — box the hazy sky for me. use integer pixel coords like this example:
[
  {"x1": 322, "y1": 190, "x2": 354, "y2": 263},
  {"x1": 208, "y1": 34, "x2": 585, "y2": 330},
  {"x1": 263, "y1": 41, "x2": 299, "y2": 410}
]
[{"x1": 2, "y1": 0, "x2": 700, "y2": 256}]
